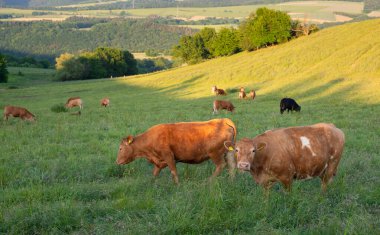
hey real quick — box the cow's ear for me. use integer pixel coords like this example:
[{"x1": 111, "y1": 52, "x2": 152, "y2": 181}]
[
  {"x1": 126, "y1": 135, "x2": 134, "y2": 145},
  {"x1": 256, "y1": 142, "x2": 266, "y2": 152},
  {"x1": 224, "y1": 141, "x2": 235, "y2": 151}
]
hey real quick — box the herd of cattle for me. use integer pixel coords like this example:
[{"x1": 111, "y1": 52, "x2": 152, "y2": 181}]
[{"x1": 3, "y1": 85, "x2": 344, "y2": 193}]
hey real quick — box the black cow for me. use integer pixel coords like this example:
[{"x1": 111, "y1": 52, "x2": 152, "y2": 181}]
[{"x1": 280, "y1": 98, "x2": 301, "y2": 114}]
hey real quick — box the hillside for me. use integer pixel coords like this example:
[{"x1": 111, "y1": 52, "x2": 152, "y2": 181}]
[
  {"x1": 118, "y1": 18, "x2": 380, "y2": 104},
  {"x1": 0, "y1": 18, "x2": 195, "y2": 59},
  {"x1": 0, "y1": 19, "x2": 379, "y2": 234}
]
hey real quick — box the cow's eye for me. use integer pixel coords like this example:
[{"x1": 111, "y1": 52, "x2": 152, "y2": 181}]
[{"x1": 235, "y1": 149, "x2": 239, "y2": 153}]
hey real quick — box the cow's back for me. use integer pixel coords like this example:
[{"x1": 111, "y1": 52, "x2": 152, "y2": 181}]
[
  {"x1": 257, "y1": 123, "x2": 344, "y2": 178},
  {"x1": 145, "y1": 119, "x2": 236, "y2": 163}
]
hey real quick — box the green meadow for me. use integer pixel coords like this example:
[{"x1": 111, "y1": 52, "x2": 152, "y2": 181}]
[{"x1": 0, "y1": 19, "x2": 379, "y2": 233}]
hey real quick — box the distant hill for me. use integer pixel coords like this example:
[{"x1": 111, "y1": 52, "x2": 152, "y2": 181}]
[{"x1": 0, "y1": 18, "x2": 195, "y2": 60}]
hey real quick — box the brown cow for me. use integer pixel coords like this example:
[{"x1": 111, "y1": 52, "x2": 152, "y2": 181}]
[
  {"x1": 116, "y1": 118, "x2": 237, "y2": 184},
  {"x1": 248, "y1": 89, "x2": 256, "y2": 100},
  {"x1": 65, "y1": 97, "x2": 83, "y2": 109},
  {"x1": 226, "y1": 123, "x2": 344, "y2": 192},
  {"x1": 3, "y1": 105, "x2": 35, "y2": 121},
  {"x1": 100, "y1": 98, "x2": 110, "y2": 107},
  {"x1": 238, "y1": 87, "x2": 247, "y2": 99},
  {"x1": 212, "y1": 85, "x2": 227, "y2": 96},
  {"x1": 213, "y1": 100, "x2": 235, "y2": 114}
]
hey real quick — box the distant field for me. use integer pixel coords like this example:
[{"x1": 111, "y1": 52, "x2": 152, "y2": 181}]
[
  {"x1": 175, "y1": 24, "x2": 238, "y2": 31},
  {"x1": 0, "y1": 1, "x2": 368, "y2": 24},
  {"x1": 55, "y1": 0, "x2": 129, "y2": 8},
  {"x1": 6, "y1": 67, "x2": 56, "y2": 86},
  {"x1": 0, "y1": 19, "x2": 379, "y2": 234}
]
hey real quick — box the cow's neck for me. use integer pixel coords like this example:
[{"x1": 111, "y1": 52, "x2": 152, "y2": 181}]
[{"x1": 130, "y1": 134, "x2": 149, "y2": 158}]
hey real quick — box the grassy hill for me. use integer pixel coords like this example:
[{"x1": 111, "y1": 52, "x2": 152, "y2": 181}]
[{"x1": 0, "y1": 19, "x2": 379, "y2": 234}]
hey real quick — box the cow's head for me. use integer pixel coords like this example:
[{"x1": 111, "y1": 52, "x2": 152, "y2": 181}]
[
  {"x1": 296, "y1": 105, "x2": 301, "y2": 112},
  {"x1": 116, "y1": 135, "x2": 135, "y2": 165},
  {"x1": 225, "y1": 139, "x2": 266, "y2": 171},
  {"x1": 229, "y1": 104, "x2": 235, "y2": 112},
  {"x1": 25, "y1": 112, "x2": 36, "y2": 122}
]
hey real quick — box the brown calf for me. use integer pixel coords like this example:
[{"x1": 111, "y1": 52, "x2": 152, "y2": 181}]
[
  {"x1": 248, "y1": 90, "x2": 256, "y2": 100},
  {"x1": 65, "y1": 97, "x2": 83, "y2": 109},
  {"x1": 213, "y1": 100, "x2": 235, "y2": 114},
  {"x1": 3, "y1": 105, "x2": 35, "y2": 121},
  {"x1": 227, "y1": 123, "x2": 345, "y2": 192},
  {"x1": 116, "y1": 118, "x2": 237, "y2": 184},
  {"x1": 100, "y1": 98, "x2": 110, "y2": 107}
]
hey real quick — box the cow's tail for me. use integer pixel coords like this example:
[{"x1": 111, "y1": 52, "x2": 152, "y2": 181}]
[
  {"x1": 223, "y1": 118, "x2": 237, "y2": 177},
  {"x1": 224, "y1": 118, "x2": 237, "y2": 144}
]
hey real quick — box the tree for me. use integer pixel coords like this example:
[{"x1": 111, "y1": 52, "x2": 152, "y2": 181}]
[
  {"x1": 212, "y1": 27, "x2": 240, "y2": 57},
  {"x1": 0, "y1": 53, "x2": 8, "y2": 83},
  {"x1": 93, "y1": 47, "x2": 137, "y2": 77},
  {"x1": 239, "y1": 8, "x2": 292, "y2": 50},
  {"x1": 197, "y1": 27, "x2": 217, "y2": 58},
  {"x1": 55, "y1": 53, "x2": 86, "y2": 81},
  {"x1": 55, "y1": 48, "x2": 137, "y2": 81},
  {"x1": 172, "y1": 35, "x2": 208, "y2": 64}
]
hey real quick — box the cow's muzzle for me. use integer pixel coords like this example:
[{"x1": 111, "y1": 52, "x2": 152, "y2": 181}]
[{"x1": 237, "y1": 162, "x2": 250, "y2": 171}]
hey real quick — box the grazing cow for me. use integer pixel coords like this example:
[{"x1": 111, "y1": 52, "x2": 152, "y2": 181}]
[
  {"x1": 100, "y1": 98, "x2": 110, "y2": 107},
  {"x1": 238, "y1": 87, "x2": 247, "y2": 99},
  {"x1": 213, "y1": 100, "x2": 235, "y2": 114},
  {"x1": 116, "y1": 118, "x2": 237, "y2": 184},
  {"x1": 3, "y1": 105, "x2": 35, "y2": 121},
  {"x1": 280, "y1": 98, "x2": 301, "y2": 114},
  {"x1": 65, "y1": 97, "x2": 83, "y2": 110},
  {"x1": 226, "y1": 123, "x2": 345, "y2": 192},
  {"x1": 248, "y1": 90, "x2": 256, "y2": 100},
  {"x1": 212, "y1": 85, "x2": 227, "y2": 96}
]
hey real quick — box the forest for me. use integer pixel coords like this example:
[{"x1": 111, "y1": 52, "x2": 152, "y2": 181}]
[{"x1": 0, "y1": 17, "x2": 195, "y2": 60}]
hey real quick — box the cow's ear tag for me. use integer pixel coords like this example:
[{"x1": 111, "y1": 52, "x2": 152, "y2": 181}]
[
  {"x1": 228, "y1": 146, "x2": 234, "y2": 151},
  {"x1": 128, "y1": 139, "x2": 133, "y2": 144}
]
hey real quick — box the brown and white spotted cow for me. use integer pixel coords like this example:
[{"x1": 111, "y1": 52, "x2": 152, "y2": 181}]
[
  {"x1": 226, "y1": 123, "x2": 345, "y2": 192},
  {"x1": 212, "y1": 85, "x2": 227, "y2": 96},
  {"x1": 116, "y1": 118, "x2": 237, "y2": 184},
  {"x1": 238, "y1": 87, "x2": 247, "y2": 99}
]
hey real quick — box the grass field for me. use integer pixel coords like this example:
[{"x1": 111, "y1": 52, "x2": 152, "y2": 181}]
[
  {"x1": 0, "y1": 19, "x2": 379, "y2": 234},
  {"x1": 0, "y1": 1, "x2": 366, "y2": 24}
]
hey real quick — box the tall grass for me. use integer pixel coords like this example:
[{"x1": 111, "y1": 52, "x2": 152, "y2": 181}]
[{"x1": 0, "y1": 19, "x2": 379, "y2": 234}]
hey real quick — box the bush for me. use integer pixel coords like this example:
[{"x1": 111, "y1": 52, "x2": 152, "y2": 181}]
[{"x1": 51, "y1": 104, "x2": 68, "y2": 113}]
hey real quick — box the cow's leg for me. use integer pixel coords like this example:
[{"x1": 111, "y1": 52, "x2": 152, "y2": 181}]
[
  {"x1": 321, "y1": 158, "x2": 341, "y2": 192},
  {"x1": 279, "y1": 177, "x2": 292, "y2": 192},
  {"x1": 225, "y1": 151, "x2": 236, "y2": 179},
  {"x1": 3, "y1": 114, "x2": 8, "y2": 121},
  {"x1": 161, "y1": 152, "x2": 179, "y2": 184},
  {"x1": 153, "y1": 164, "x2": 162, "y2": 177},
  {"x1": 209, "y1": 152, "x2": 226, "y2": 179}
]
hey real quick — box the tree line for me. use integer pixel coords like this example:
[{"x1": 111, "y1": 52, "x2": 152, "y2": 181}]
[
  {"x1": 0, "y1": 53, "x2": 8, "y2": 83},
  {"x1": 173, "y1": 8, "x2": 318, "y2": 64},
  {"x1": 0, "y1": 17, "x2": 195, "y2": 61},
  {"x1": 55, "y1": 47, "x2": 138, "y2": 81},
  {"x1": 55, "y1": 47, "x2": 174, "y2": 81}
]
